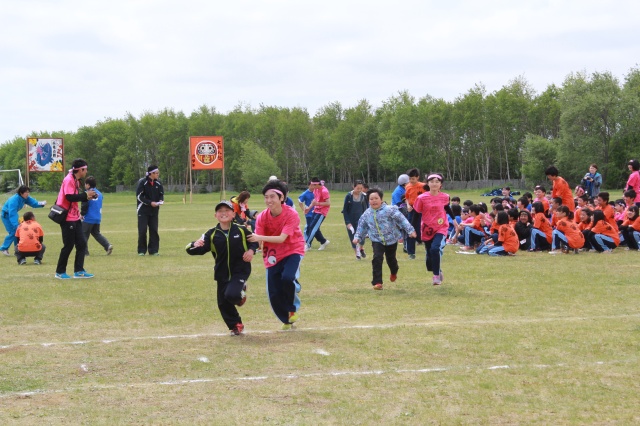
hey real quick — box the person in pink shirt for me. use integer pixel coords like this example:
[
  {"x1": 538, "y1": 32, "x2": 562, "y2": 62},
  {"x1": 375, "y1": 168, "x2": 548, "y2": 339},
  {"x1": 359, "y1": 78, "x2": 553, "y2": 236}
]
[
  {"x1": 54, "y1": 158, "x2": 97, "y2": 280},
  {"x1": 412, "y1": 173, "x2": 453, "y2": 286},
  {"x1": 626, "y1": 160, "x2": 640, "y2": 206},
  {"x1": 248, "y1": 180, "x2": 306, "y2": 330},
  {"x1": 303, "y1": 177, "x2": 331, "y2": 251}
]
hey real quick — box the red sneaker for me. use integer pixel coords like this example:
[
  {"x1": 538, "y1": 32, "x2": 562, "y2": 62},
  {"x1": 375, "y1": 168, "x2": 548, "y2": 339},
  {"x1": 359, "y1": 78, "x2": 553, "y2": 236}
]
[
  {"x1": 373, "y1": 283, "x2": 383, "y2": 290},
  {"x1": 390, "y1": 274, "x2": 397, "y2": 282},
  {"x1": 230, "y1": 323, "x2": 244, "y2": 336}
]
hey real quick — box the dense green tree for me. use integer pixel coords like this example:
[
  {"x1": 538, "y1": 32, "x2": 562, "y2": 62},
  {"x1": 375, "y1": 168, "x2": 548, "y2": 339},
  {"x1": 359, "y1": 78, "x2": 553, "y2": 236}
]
[
  {"x1": 520, "y1": 134, "x2": 558, "y2": 187},
  {"x1": 557, "y1": 71, "x2": 621, "y2": 184},
  {"x1": 238, "y1": 140, "x2": 281, "y2": 192}
]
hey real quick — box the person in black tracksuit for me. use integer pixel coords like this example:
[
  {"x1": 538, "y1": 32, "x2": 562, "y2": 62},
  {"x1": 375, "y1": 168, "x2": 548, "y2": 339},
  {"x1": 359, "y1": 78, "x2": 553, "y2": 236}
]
[
  {"x1": 186, "y1": 201, "x2": 258, "y2": 335},
  {"x1": 136, "y1": 165, "x2": 164, "y2": 255}
]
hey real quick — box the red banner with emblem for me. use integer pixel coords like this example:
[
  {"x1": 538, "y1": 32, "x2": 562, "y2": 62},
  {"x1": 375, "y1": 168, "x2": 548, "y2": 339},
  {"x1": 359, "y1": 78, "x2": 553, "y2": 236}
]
[{"x1": 190, "y1": 136, "x2": 224, "y2": 170}]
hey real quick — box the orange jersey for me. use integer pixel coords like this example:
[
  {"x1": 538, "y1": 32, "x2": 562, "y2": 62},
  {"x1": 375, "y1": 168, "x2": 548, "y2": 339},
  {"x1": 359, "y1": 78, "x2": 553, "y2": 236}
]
[
  {"x1": 591, "y1": 221, "x2": 620, "y2": 245},
  {"x1": 532, "y1": 212, "x2": 552, "y2": 243},
  {"x1": 15, "y1": 220, "x2": 44, "y2": 253},
  {"x1": 489, "y1": 220, "x2": 499, "y2": 235},
  {"x1": 622, "y1": 216, "x2": 640, "y2": 232},
  {"x1": 599, "y1": 204, "x2": 617, "y2": 228},
  {"x1": 535, "y1": 197, "x2": 550, "y2": 215},
  {"x1": 471, "y1": 215, "x2": 485, "y2": 232},
  {"x1": 498, "y1": 224, "x2": 519, "y2": 253},
  {"x1": 574, "y1": 207, "x2": 582, "y2": 224},
  {"x1": 404, "y1": 182, "x2": 425, "y2": 206},
  {"x1": 556, "y1": 218, "x2": 585, "y2": 249},
  {"x1": 551, "y1": 177, "x2": 575, "y2": 210},
  {"x1": 550, "y1": 214, "x2": 559, "y2": 229},
  {"x1": 578, "y1": 221, "x2": 590, "y2": 231}
]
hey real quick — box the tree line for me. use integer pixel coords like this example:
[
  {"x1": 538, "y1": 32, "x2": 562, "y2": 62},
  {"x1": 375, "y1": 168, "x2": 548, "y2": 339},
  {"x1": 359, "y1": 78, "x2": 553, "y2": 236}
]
[{"x1": 1, "y1": 68, "x2": 639, "y2": 193}]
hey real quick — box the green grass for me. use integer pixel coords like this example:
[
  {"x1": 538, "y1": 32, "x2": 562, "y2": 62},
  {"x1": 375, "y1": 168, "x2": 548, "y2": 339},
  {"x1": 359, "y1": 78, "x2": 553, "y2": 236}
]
[{"x1": 1, "y1": 190, "x2": 640, "y2": 424}]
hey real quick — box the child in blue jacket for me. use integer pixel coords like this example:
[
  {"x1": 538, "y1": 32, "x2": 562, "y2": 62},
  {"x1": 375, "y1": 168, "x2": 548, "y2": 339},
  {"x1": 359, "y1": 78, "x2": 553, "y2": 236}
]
[{"x1": 353, "y1": 188, "x2": 416, "y2": 290}]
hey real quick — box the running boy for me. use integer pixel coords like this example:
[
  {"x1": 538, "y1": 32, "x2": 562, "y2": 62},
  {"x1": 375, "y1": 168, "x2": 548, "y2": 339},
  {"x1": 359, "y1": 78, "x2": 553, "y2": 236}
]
[
  {"x1": 353, "y1": 188, "x2": 416, "y2": 290},
  {"x1": 248, "y1": 180, "x2": 306, "y2": 330},
  {"x1": 186, "y1": 201, "x2": 258, "y2": 336}
]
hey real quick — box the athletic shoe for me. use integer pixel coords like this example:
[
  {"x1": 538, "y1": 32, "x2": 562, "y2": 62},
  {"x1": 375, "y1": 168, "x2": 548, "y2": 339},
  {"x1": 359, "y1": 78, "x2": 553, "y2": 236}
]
[
  {"x1": 432, "y1": 275, "x2": 442, "y2": 286},
  {"x1": 408, "y1": 254, "x2": 416, "y2": 260},
  {"x1": 55, "y1": 273, "x2": 72, "y2": 279},
  {"x1": 373, "y1": 283, "x2": 383, "y2": 290},
  {"x1": 151, "y1": 253, "x2": 159, "y2": 256},
  {"x1": 238, "y1": 285, "x2": 247, "y2": 306},
  {"x1": 18, "y1": 259, "x2": 26, "y2": 265},
  {"x1": 355, "y1": 255, "x2": 361, "y2": 260},
  {"x1": 73, "y1": 270, "x2": 94, "y2": 279},
  {"x1": 360, "y1": 249, "x2": 366, "y2": 259},
  {"x1": 34, "y1": 259, "x2": 41, "y2": 265},
  {"x1": 390, "y1": 273, "x2": 397, "y2": 282},
  {"x1": 548, "y1": 250, "x2": 562, "y2": 255},
  {"x1": 107, "y1": 245, "x2": 113, "y2": 255},
  {"x1": 288, "y1": 311, "x2": 299, "y2": 324},
  {"x1": 1, "y1": 249, "x2": 10, "y2": 256},
  {"x1": 318, "y1": 240, "x2": 330, "y2": 251},
  {"x1": 456, "y1": 250, "x2": 476, "y2": 255},
  {"x1": 230, "y1": 323, "x2": 244, "y2": 336},
  {"x1": 304, "y1": 245, "x2": 310, "y2": 252},
  {"x1": 281, "y1": 323, "x2": 293, "y2": 330},
  {"x1": 138, "y1": 253, "x2": 145, "y2": 256}
]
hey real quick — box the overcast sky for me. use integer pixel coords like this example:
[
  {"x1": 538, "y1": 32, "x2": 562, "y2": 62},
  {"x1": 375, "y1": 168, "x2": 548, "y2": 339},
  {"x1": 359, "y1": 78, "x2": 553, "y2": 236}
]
[{"x1": 1, "y1": 0, "x2": 638, "y2": 144}]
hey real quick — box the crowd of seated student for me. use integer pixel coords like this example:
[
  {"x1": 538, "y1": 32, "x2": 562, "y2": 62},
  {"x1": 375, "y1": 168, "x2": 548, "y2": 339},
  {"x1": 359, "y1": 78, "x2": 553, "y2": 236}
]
[{"x1": 446, "y1": 186, "x2": 640, "y2": 255}]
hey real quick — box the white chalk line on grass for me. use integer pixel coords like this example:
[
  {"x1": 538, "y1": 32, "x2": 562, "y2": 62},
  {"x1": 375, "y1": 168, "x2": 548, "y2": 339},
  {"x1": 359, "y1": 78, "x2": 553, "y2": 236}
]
[
  {"x1": 0, "y1": 359, "x2": 630, "y2": 400},
  {"x1": 1, "y1": 312, "x2": 639, "y2": 351}
]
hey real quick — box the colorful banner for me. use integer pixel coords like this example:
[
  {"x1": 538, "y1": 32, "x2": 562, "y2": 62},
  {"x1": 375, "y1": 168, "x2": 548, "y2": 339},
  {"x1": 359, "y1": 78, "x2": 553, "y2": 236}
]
[
  {"x1": 190, "y1": 136, "x2": 224, "y2": 170},
  {"x1": 27, "y1": 138, "x2": 64, "y2": 172}
]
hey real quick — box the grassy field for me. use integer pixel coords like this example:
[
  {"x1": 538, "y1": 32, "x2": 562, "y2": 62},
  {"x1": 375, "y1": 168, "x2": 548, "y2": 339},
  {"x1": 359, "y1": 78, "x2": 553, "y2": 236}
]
[{"x1": 1, "y1": 189, "x2": 639, "y2": 425}]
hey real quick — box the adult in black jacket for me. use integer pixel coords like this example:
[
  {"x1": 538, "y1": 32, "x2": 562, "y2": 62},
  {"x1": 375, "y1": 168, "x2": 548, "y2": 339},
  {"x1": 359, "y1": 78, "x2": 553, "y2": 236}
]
[
  {"x1": 136, "y1": 165, "x2": 164, "y2": 255},
  {"x1": 186, "y1": 201, "x2": 258, "y2": 335}
]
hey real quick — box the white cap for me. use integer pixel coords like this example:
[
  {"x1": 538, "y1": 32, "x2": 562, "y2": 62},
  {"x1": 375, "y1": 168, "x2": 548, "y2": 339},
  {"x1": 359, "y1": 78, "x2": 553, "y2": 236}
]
[
  {"x1": 268, "y1": 175, "x2": 278, "y2": 181},
  {"x1": 397, "y1": 174, "x2": 410, "y2": 185}
]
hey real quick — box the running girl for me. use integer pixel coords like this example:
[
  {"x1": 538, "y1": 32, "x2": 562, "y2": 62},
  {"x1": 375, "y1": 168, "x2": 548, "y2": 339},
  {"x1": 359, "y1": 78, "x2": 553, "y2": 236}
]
[{"x1": 412, "y1": 173, "x2": 454, "y2": 285}]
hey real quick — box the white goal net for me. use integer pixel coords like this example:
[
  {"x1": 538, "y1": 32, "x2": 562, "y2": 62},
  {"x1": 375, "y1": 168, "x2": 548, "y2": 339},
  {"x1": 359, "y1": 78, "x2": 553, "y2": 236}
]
[{"x1": 0, "y1": 169, "x2": 24, "y2": 206}]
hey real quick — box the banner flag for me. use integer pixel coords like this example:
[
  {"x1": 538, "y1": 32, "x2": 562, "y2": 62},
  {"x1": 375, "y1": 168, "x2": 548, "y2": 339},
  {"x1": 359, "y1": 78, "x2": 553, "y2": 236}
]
[
  {"x1": 190, "y1": 136, "x2": 224, "y2": 170},
  {"x1": 27, "y1": 138, "x2": 64, "y2": 172}
]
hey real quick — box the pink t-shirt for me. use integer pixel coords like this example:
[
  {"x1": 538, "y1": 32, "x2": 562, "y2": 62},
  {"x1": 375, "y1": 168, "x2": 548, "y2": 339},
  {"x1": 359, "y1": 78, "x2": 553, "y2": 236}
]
[
  {"x1": 313, "y1": 186, "x2": 330, "y2": 216},
  {"x1": 627, "y1": 171, "x2": 640, "y2": 203},
  {"x1": 255, "y1": 205, "x2": 306, "y2": 268},
  {"x1": 56, "y1": 172, "x2": 81, "y2": 221},
  {"x1": 413, "y1": 191, "x2": 450, "y2": 240}
]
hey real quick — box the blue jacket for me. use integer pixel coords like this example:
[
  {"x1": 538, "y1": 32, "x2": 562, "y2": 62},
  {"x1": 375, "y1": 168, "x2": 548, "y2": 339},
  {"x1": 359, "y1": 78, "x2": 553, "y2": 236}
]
[
  {"x1": 354, "y1": 204, "x2": 415, "y2": 246},
  {"x1": 298, "y1": 190, "x2": 315, "y2": 218},
  {"x1": 81, "y1": 188, "x2": 103, "y2": 224},
  {"x1": 1, "y1": 193, "x2": 44, "y2": 228}
]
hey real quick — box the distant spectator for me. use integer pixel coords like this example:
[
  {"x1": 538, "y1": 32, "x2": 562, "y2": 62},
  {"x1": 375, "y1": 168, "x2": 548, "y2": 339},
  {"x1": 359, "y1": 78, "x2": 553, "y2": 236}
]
[{"x1": 580, "y1": 164, "x2": 602, "y2": 198}]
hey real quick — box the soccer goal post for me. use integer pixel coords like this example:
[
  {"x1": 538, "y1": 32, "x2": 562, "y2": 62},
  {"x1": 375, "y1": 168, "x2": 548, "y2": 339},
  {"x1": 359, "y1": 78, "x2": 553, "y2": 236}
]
[{"x1": 0, "y1": 169, "x2": 24, "y2": 205}]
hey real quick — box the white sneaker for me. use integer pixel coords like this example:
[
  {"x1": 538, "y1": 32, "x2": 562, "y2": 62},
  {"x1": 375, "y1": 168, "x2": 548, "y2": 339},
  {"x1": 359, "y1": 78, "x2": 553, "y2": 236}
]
[
  {"x1": 318, "y1": 240, "x2": 330, "y2": 251},
  {"x1": 1, "y1": 249, "x2": 10, "y2": 256},
  {"x1": 304, "y1": 245, "x2": 310, "y2": 252}
]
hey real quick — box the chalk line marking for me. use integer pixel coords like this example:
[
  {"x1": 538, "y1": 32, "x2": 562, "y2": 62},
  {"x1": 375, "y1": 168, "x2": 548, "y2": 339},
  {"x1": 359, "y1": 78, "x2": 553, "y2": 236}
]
[
  {"x1": 1, "y1": 312, "x2": 638, "y2": 351},
  {"x1": 1, "y1": 359, "x2": 629, "y2": 400}
]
